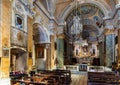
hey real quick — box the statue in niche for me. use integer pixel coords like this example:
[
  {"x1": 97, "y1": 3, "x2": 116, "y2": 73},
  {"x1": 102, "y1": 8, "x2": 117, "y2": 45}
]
[{"x1": 71, "y1": 15, "x2": 83, "y2": 34}]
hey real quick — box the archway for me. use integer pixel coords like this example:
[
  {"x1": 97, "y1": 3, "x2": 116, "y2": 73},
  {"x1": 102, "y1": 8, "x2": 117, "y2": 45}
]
[
  {"x1": 58, "y1": 0, "x2": 111, "y2": 25},
  {"x1": 63, "y1": 2, "x2": 108, "y2": 69},
  {"x1": 10, "y1": 47, "x2": 27, "y2": 72},
  {"x1": 33, "y1": 23, "x2": 50, "y2": 70}
]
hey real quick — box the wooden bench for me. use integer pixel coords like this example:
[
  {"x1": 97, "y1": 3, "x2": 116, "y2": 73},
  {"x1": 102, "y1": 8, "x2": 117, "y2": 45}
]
[
  {"x1": 11, "y1": 76, "x2": 58, "y2": 85},
  {"x1": 88, "y1": 72, "x2": 120, "y2": 85},
  {"x1": 37, "y1": 69, "x2": 71, "y2": 85},
  {"x1": 34, "y1": 74, "x2": 59, "y2": 85}
]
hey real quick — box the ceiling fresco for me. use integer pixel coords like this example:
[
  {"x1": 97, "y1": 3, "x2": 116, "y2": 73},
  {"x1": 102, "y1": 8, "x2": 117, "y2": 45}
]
[
  {"x1": 66, "y1": 3, "x2": 104, "y2": 19},
  {"x1": 65, "y1": 3, "x2": 105, "y2": 42}
]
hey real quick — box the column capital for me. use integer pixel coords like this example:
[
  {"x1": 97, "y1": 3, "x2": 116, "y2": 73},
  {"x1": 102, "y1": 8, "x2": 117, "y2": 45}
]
[
  {"x1": 56, "y1": 34, "x2": 64, "y2": 39},
  {"x1": 104, "y1": 29, "x2": 115, "y2": 35}
]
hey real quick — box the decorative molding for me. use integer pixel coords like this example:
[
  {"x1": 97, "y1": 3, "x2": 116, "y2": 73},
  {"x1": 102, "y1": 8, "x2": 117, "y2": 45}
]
[
  {"x1": 104, "y1": 29, "x2": 115, "y2": 35},
  {"x1": 33, "y1": 15, "x2": 43, "y2": 25},
  {"x1": 13, "y1": 0, "x2": 24, "y2": 15}
]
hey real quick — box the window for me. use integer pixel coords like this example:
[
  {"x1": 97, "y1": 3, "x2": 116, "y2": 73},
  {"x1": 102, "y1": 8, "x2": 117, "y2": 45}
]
[{"x1": 15, "y1": 14, "x2": 23, "y2": 29}]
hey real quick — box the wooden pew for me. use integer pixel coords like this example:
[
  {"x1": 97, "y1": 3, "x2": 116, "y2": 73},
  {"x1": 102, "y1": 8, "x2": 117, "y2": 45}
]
[
  {"x1": 88, "y1": 72, "x2": 120, "y2": 85},
  {"x1": 53, "y1": 69, "x2": 71, "y2": 84},
  {"x1": 11, "y1": 76, "x2": 58, "y2": 85},
  {"x1": 34, "y1": 74, "x2": 59, "y2": 85},
  {"x1": 37, "y1": 69, "x2": 71, "y2": 85}
]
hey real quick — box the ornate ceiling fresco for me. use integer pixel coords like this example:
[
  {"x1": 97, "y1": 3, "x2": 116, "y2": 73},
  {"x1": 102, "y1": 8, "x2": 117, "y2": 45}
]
[
  {"x1": 66, "y1": 3, "x2": 104, "y2": 21},
  {"x1": 65, "y1": 3, "x2": 105, "y2": 42},
  {"x1": 38, "y1": 0, "x2": 116, "y2": 42}
]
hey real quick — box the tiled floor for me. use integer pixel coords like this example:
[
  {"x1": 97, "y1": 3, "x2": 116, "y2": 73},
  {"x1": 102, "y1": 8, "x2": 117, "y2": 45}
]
[{"x1": 70, "y1": 72, "x2": 87, "y2": 85}]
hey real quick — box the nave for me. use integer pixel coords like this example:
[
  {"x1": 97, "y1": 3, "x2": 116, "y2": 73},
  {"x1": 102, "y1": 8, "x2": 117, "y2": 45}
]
[
  {"x1": 70, "y1": 72, "x2": 87, "y2": 85},
  {"x1": 1, "y1": 0, "x2": 120, "y2": 85}
]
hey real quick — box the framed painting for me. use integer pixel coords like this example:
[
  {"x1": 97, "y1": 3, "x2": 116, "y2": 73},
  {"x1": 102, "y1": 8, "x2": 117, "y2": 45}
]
[{"x1": 2, "y1": 47, "x2": 9, "y2": 57}]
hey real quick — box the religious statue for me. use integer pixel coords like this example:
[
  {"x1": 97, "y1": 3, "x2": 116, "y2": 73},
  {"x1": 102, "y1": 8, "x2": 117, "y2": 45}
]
[{"x1": 71, "y1": 15, "x2": 83, "y2": 34}]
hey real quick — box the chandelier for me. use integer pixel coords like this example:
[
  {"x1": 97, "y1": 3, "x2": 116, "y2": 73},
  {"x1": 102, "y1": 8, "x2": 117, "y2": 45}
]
[{"x1": 71, "y1": 0, "x2": 83, "y2": 42}]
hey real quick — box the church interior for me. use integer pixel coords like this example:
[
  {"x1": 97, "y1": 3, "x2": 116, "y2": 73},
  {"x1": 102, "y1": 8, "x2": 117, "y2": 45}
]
[{"x1": 1, "y1": 0, "x2": 120, "y2": 85}]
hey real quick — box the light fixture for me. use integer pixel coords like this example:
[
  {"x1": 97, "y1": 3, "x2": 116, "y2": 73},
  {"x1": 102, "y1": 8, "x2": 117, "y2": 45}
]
[{"x1": 71, "y1": 0, "x2": 83, "y2": 42}]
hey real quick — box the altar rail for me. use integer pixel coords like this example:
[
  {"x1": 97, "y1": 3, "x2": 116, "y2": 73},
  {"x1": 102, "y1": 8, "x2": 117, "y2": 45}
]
[
  {"x1": 65, "y1": 64, "x2": 87, "y2": 72},
  {"x1": 65, "y1": 65, "x2": 79, "y2": 72},
  {"x1": 87, "y1": 66, "x2": 112, "y2": 72}
]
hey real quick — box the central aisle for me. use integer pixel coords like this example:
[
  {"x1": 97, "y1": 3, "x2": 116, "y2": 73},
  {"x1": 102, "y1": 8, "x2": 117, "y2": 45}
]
[{"x1": 70, "y1": 72, "x2": 87, "y2": 85}]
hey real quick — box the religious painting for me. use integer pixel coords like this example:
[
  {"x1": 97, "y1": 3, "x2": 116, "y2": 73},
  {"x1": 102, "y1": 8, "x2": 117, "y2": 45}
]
[
  {"x1": 36, "y1": 46, "x2": 44, "y2": 58},
  {"x1": 2, "y1": 47, "x2": 9, "y2": 57},
  {"x1": 93, "y1": 16, "x2": 103, "y2": 28},
  {"x1": 29, "y1": 52, "x2": 32, "y2": 58},
  {"x1": 15, "y1": 14, "x2": 23, "y2": 29},
  {"x1": 82, "y1": 46, "x2": 88, "y2": 52}
]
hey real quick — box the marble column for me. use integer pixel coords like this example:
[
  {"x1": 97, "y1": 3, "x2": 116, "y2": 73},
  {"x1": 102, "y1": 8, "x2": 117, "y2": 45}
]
[
  {"x1": 105, "y1": 31, "x2": 115, "y2": 67},
  {"x1": 57, "y1": 38, "x2": 64, "y2": 68}
]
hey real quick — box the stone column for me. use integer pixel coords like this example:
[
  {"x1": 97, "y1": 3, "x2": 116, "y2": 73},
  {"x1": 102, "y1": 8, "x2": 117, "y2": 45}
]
[
  {"x1": 46, "y1": 44, "x2": 51, "y2": 70},
  {"x1": 32, "y1": 44, "x2": 35, "y2": 66},
  {"x1": 50, "y1": 35, "x2": 55, "y2": 70},
  {"x1": 105, "y1": 29, "x2": 115, "y2": 67},
  {"x1": 56, "y1": 37, "x2": 64, "y2": 68},
  {"x1": 98, "y1": 36, "x2": 105, "y2": 66}
]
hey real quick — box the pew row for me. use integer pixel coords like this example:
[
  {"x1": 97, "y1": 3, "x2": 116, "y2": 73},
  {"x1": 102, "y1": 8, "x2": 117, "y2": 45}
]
[
  {"x1": 11, "y1": 69, "x2": 71, "y2": 85},
  {"x1": 88, "y1": 72, "x2": 120, "y2": 85}
]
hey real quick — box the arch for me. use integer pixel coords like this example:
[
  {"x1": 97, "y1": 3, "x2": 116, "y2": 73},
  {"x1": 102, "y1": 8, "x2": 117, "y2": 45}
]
[
  {"x1": 58, "y1": 0, "x2": 111, "y2": 25},
  {"x1": 10, "y1": 47, "x2": 27, "y2": 72},
  {"x1": 33, "y1": 23, "x2": 50, "y2": 44}
]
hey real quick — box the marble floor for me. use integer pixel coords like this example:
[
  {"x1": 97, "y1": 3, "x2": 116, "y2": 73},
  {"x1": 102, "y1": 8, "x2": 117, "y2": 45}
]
[{"x1": 70, "y1": 72, "x2": 87, "y2": 85}]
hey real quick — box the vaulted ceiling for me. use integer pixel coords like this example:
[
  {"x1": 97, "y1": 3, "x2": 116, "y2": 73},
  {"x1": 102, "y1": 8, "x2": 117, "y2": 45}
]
[{"x1": 38, "y1": 0, "x2": 118, "y2": 42}]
